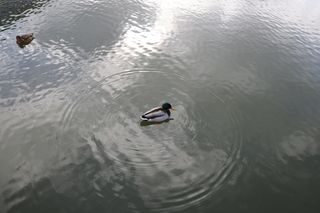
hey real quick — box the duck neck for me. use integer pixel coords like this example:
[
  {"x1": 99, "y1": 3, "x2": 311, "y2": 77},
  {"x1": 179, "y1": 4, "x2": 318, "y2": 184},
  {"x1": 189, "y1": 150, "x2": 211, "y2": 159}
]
[{"x1": 163, "y1": 109, "x2": 170, "y2": 116}]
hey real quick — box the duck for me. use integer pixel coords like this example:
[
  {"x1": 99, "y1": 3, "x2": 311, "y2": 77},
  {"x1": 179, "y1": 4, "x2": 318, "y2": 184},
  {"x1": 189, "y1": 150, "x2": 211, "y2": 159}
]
[
  {"x1": 140, "y1": 102, "x2": 174, "y2": 122},
  {"x1": 16, "y1": 33, "x2": 34, "y2": 47}
]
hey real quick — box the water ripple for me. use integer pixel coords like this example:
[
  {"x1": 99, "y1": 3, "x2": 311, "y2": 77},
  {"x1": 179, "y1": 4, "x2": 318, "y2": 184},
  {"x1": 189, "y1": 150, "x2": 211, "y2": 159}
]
[
  {"x1": 2, "y1": 0, "x2": 320, "y2": 212},
  {"x1": 58, "y1": 69, "x2": 243, "y2": 212}
]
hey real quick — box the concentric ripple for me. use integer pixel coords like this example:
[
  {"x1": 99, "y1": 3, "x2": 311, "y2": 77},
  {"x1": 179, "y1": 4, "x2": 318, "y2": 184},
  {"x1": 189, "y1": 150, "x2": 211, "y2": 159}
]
[{"x1": 59, "y1": 69, "x2": 243, "y2": 212}]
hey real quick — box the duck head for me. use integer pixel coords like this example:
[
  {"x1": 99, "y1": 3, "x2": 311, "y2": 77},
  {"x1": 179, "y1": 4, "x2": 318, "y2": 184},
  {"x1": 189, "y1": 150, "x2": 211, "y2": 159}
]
[
  {"x1": 162, "y1": 102, "x2": 173, "y2": 110},
  {"x1": 16, "y1": 36, "x2": 22, "y2": 43}
]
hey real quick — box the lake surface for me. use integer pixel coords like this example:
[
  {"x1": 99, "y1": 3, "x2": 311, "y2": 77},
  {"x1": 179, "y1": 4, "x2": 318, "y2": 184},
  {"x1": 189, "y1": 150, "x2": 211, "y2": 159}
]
[{"x1": 1, "y1": 0, "x2": 320, "y2": 212}]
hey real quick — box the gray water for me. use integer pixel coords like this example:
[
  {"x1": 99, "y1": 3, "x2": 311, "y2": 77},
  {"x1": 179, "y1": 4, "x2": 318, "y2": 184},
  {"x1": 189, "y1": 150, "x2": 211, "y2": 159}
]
[{"x1": 1, "y1": 0, "x2": 320, "y2": 212}]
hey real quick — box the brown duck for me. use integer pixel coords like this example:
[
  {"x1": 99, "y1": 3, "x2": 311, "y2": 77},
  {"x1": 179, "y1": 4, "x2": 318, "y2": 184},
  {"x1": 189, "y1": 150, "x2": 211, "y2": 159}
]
[{"x1": 16, "y1": 33, "x2": 34, "y2": 47}]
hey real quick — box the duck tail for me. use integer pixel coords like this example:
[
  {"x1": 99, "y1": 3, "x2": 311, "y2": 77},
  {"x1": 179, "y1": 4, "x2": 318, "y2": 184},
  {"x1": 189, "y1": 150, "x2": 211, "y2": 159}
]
[{"x1": 140, "y1": 115, "x2": 149, "y2": 121}]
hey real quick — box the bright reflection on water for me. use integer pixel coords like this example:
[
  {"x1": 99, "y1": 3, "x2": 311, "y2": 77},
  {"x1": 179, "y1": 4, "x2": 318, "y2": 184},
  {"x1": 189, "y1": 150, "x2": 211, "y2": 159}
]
[{"x1": 1, "y1": 0, "x2": 320, "y2": 212}]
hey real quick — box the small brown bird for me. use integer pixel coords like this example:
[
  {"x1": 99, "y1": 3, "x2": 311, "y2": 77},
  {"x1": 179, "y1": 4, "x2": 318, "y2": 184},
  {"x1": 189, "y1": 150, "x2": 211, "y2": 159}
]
[{"x1": 16, "y1": 33, "x2": 34, "y2": 47}]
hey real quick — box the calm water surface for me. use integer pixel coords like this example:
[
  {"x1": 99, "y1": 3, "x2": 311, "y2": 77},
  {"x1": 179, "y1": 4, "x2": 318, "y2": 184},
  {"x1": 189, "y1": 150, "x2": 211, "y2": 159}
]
[{"x1": 1, "y1": 0, "x2": 320, "y2": 212}]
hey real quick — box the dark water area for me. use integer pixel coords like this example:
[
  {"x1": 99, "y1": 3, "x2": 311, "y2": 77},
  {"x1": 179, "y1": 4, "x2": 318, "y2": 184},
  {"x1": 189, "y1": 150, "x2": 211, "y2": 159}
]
[{"x1": 1, "y1": 0, "x2": 320, "y2": 212}]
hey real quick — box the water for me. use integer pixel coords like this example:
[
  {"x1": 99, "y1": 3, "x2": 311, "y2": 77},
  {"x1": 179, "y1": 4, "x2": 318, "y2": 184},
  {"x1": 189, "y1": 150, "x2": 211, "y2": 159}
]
[{"x1": 1, "y1": 0, "x2": 320, "y2": 212}]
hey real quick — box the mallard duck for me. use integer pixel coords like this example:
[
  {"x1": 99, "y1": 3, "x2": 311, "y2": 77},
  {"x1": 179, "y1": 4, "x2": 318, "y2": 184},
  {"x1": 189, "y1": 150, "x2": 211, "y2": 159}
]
[
  {"x1": 16, "y1": 33, "x2": 34, "y2": 47},
  {"x1": 140, "y1": 102, "x2": 174, "y2": 122}
]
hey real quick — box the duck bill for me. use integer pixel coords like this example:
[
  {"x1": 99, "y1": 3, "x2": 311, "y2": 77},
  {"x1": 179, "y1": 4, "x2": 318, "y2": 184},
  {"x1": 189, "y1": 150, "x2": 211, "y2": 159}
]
[{"x1": 170, "y1": 107, "x2": 175, "y2": 111}]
